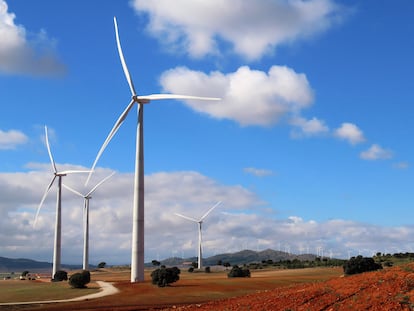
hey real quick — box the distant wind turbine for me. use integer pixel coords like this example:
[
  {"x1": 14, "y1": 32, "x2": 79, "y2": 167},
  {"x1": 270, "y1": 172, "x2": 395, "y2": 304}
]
[
  {"x1": 34, "y1": 126, "x2": 91, "y2": 278},
  {"x1": 175, "y1": 201, "x2": 222, "y2": 270},
  {"x1": 86, "y1": 17, "x2": 220, "y2": 283},
  {"x1": 63, "y1": 172, "x2": 115, "y2": 270}
]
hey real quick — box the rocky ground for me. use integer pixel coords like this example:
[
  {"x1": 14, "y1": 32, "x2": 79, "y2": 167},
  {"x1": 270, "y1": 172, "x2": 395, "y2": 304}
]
[{"x1": 161, "y1": 263, "x2": 414, "y2": 311}]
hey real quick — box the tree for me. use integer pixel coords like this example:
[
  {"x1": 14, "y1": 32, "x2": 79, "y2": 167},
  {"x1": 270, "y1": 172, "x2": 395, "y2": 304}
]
[
  {"x1": 151, "y1": 266, "x2": 180, "y2": 287},
  {"x1": 343, "y1": 256, "x2": 382, "y2": 275},
  {"x1": 53, "y1": 270, "x2": 68, "y2": 282},
  {"x1": 152, "y1": 260, "x2": 161, "y2": 267},
  {"x1": 227, "y1": 265, "x2": 250, "y2": 278},
  {"x1": 21, "y1": 271, "x2": 29, "y2": 277},
  {"x1": 97, "y1": 262, "x2": 106, "y2": 269},
  {"x1": 69, "y1": 270, "x2": 91, "y2": 288}
]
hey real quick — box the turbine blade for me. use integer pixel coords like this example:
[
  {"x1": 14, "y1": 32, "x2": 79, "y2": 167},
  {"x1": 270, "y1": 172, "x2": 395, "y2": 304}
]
[
  {"x1": 174, "y1": 213, "x2": 198, "y2": 223},
  {"x1": 86, "y1": 171, "x2": 115, "y2": 196},
  {"x1": 114, "y1": 16, "x2": 137, "y2": 97},
  {"x1": 60, "y1": 169, "x2": 92, "y2": 175},
  {"x1": 44, "y1": 126, "x2": 57, "y2": 173},
  {"x1": 63, "y1": 183, "x2": 85, "y2": 198},
  {"x1": 33, "y1": 176, "x2": 56, "y2": 227},
  {"x1": 85, "y1": 99, "x2": 135, "y2": 185},
  {"x1": 138, "y1": 94, "x2": 221, "y2": 101},
  {"x1": 200, "y1": 201, "x2": 222, "y2": 221}
]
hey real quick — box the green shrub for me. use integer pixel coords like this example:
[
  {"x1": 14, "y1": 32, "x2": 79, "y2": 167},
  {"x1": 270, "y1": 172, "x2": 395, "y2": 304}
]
[
  {"x1": 53, "y1": 270, "x2": 68, "y2": 282},
  {"x1": 69, "y1": 270, "x2": 91, "y2": 288},
  {"x1": 151, "y1": 266, "x2": 180, "y2": 287},
  {"x1": 227, "y1": 265, "x2": 250, "y2": 278},
  {"x1": 343, "y1": 256, "x2": 382, "y2": 275}
]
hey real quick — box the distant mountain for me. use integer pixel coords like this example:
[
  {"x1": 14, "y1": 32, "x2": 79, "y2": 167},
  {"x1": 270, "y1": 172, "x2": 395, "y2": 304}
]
[
  {"x1": 156, "y1": 249, "x2": 318, "y2": 267},
  {"x1": 0, "y1": 257, "x2": 83, "y2": 272}
]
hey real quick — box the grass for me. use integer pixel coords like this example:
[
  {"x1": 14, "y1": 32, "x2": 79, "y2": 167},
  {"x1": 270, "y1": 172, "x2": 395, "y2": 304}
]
[
  {"x1": 0, "y1": 279, "x2": 100, "y2": 303},
  {"x1": 0, "y1": 266, "x2": 343, "y2": 307}
]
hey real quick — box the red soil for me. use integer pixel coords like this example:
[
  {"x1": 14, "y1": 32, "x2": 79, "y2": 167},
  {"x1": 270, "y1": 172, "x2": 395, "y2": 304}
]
[
  {"x1": 166, "y1": 264, "x2": 414, "y2": 311},
  {"x1": 9, "y1": 263, "x2": 414, "y2": 311}
]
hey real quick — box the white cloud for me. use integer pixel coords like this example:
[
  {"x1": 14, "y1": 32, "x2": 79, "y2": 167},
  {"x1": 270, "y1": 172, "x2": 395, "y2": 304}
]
[
  {"x1": 160, "y1": 65, "x2": 314, "y2": 126},
  {"x1": 244, "y1": 167, "x2": 274, "y2": 177},
  {"x1": 1, "y1": 165, "x2": 413, "y2": 263},
  {"x1": 0, "y1": 0, "x2": 65, "y2": 76},
  {"x1": 0, "y1": 129, "x2": 28, "y2": 149},
  {"x1": 290, "y1": 116, "x2": 329, "y2": 138},
  {"x1": 131, "y1": 0, "x2": 345, "y2": 60},
  {"x1": 334, "y1": 122, "x2": 365, "y2": 145},
  {"x1": 360, "y1": 144, "x2": 393, "y2": 160}
]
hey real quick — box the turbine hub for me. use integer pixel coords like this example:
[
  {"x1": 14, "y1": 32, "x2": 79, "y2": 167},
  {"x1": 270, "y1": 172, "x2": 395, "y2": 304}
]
[{"x1": 133, "y1": 95, "x2": 150, "y2": 104}]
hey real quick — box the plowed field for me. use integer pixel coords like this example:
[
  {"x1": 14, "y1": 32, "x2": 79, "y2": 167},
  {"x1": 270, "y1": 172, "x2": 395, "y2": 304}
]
[{"x1": 4, "y1": 263, "x2": 414, "y2": 311}]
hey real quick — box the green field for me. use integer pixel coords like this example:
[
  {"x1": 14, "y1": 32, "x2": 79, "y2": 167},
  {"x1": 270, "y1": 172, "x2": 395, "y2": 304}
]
[{"x1": 0, "y1": 279, "x2": 100, "y2": 303}]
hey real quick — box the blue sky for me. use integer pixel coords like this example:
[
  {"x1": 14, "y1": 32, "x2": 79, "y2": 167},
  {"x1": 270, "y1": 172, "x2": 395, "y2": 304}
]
[{"x1": 1, "y1": 0, "x2": 413, "y2": 265}]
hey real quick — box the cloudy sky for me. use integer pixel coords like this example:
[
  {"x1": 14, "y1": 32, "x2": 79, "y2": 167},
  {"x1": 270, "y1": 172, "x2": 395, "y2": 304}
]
[{"x1": 1, "y1": 0, "x2": 413, "y2": 265}]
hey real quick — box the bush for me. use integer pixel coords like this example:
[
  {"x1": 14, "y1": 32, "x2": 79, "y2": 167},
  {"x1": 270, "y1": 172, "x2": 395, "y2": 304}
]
[
  {"x1": 188, "y1": 267, "x2": 194, "y2": 273},
  {"x1": 151, "y1": 266, "x2": 180, "y2": 287},
  {"x1": 69, "y1": 270, "x2": 91, "y2": 288},
  {"x1": 97, "y1": 262, "x2": 106, "y2": 269},
  {"x1": 343, "y1": 256, "x2": 382, "y2": 275},
  {"x1": 227, "y1": 265, "x2": 250, "y2": 278},
  {"x1": 53, "y1": 270, "x2": 68, "y2": 282},
  {"x1": 205, "y1": 266, "x2": 211, "y2": 273}
]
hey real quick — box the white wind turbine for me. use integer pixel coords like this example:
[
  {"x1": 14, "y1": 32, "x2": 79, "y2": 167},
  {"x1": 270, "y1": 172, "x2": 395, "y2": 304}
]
[
  {"x1": 63, "y1": 172, "x2": 115, "y2": 270},
  {"x1": 86, "y1": 17, "x2": 220, "y2": 283},
  {"x1": 175, "y1": 201, "x2": 222, "y2": 270},
  {"x1": 34, "y1": 126, "x2": 91, "y2": 278}
]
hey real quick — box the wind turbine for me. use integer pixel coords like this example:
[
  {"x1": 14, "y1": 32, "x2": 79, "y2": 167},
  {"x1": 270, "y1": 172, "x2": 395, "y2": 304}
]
[
  {"x1": 86, "y1": 17, "x2": 220, "y2": 283},
  {"x1": 34, "y1": 126, "x2": 91, "y2": 278},
  {"x1": 175, "y1": 201, "x2": 222, "y2": 270},
  {"x1": 63, "y1": 172, "x2": 115, "y2": 270}
]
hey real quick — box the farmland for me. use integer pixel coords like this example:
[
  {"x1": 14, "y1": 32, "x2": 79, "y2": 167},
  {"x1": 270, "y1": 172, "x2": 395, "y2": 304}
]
[{"x1": 1, "y1": 263, "x2": 414, "y2": 310}]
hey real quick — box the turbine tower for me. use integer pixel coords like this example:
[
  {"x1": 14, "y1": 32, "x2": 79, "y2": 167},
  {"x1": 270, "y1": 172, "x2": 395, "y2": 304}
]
[
  {"x1": 86, "y1": 17, "x2": 220, "y2": 283},
  {"x1": 34, "y1": 126, "x2": 90, "y2": 278},
  {"x1": 63, "y1": 172, "x2": 115, "y2": 270},
  {"x1": 175, "y1": 201, "x2": 222, "y2": 270}
]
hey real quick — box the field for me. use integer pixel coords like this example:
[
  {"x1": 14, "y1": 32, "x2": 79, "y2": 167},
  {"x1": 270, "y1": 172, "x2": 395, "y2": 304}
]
[{"x1": 1, "y1": 263, "x2": 414, "y2": 310}]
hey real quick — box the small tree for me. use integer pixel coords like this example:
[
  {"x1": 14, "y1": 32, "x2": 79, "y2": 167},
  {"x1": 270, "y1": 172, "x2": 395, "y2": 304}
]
[
  {"x1": 227, "y1": 265, "x2": 250, "y2": 278},
  {"x1": 152, "y1": 260, "x2": 161, "y2": 267},
  {"x1": 69, "y1": 270, "x2": 91, "y2": 288},
  {"x1": 21, "y1": 271, "x2": 30, "y2": 277},
  {"x1": 151, "y1": 266, "x2": 180, "y2": 287},
  {"x1": 343, "y1": 256, "x2": 382, "y2": 275},
  {"x1": 97, "y1": 262, "x2": 106, "y2": 269},
  {"x1": 205, "y1": 266, "x2": 211, "y2": 273},
  {"x1": 53, "y1": 270, "x2": 68, "y2": 282}
]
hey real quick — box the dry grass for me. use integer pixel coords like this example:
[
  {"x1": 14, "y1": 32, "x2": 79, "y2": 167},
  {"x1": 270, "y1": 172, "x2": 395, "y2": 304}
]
[{"x1": 3, "y1": 266, "x2": 342, "y2": 310}]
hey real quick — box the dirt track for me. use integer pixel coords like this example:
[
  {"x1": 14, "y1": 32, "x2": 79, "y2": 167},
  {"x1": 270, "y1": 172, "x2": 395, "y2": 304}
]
[{"x1": 5, "y1": 263, "x2": 414, "y2": 310}]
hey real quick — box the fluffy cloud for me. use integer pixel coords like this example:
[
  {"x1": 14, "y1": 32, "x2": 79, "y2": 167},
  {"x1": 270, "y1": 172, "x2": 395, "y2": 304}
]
[
  {"x1": 0, "y1": 129, "x2": 28, "y2": 149},
  {"x1": 360, "y1": 144, "x2": 393, "y2": 160},
  {"x1": 160, "y1": 65, "x2": 314, "y2": 126},
  {"x1": 130, "y1": 0, "x2": 345, "y2": 60},
  {"x1": 1, "y1": 165, "x2": 413, "y2": 264},
  {"x1": 334, "y1": 122, "x2": 365, "y2": 145},
  {"x1": 0, "y1": 0, "x2": 65, "y2": 76},
  {"x1": 290, "y1": 116, "x2": 329, "y2": 138}
]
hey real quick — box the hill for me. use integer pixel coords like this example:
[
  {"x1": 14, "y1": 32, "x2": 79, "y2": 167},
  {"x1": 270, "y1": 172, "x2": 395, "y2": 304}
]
[
  {"x1": 0, "y1": 256, "x2": 82, "y2": 272},
  {"x1": 158, "y1": 249, "x2": 318, "y2": 267}
]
